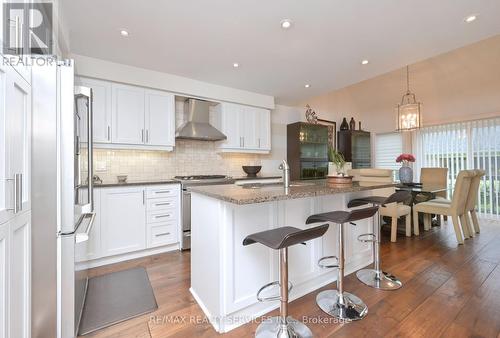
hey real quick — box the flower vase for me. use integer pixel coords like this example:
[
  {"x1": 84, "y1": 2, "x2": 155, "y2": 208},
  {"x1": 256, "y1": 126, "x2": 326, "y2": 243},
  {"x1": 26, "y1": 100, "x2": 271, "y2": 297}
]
[{"x1": 399, "y1": 163, "x2": 413, "y2": 184}]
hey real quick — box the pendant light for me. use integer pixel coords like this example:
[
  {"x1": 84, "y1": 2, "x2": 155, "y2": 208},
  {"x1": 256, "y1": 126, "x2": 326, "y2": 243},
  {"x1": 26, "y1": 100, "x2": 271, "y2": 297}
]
[{"x1": 397, "y1": 66, "x2": 422, "y2": 131}]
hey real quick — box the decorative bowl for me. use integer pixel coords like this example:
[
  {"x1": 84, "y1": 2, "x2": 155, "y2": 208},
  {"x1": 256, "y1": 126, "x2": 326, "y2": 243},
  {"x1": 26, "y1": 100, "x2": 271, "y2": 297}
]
[{"x1": 242, "y1": 166, "x2": 262, "y2": 177}]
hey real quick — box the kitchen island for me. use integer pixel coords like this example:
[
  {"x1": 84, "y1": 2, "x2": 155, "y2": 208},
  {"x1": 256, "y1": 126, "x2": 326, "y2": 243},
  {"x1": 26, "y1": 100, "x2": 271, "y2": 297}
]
[{"x1": 189, "y1": 180, "x2": 395, "y2": 333}]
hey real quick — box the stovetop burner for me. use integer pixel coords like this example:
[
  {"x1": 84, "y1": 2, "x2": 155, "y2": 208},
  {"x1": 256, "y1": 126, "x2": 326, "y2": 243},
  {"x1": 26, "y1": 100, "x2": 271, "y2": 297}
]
[{"x1": 174, "y1": 175, "x2": 228, "y2": 181}]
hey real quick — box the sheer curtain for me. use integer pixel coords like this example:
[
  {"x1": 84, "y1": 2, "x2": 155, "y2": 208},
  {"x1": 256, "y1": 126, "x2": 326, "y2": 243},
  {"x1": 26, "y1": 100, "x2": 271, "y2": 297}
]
[{"x1": 415, "y1": 117, "x2": 500, "y2": 216}]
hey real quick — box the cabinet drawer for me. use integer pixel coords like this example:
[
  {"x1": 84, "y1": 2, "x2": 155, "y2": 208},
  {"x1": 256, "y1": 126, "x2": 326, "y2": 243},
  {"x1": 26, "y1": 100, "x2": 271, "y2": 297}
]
[
  {"x1": 146, "y1": 185, "x2": 179, "y2": 199},
  {"x1": 146, "y1": 197, "x2": 177, "y2": 212},
  {"x1": 148, "y1": 223, "x2": 177, "y2": 248},
  {"x1": 147, "y1": 210, "x2": 176, "y2": 224}
]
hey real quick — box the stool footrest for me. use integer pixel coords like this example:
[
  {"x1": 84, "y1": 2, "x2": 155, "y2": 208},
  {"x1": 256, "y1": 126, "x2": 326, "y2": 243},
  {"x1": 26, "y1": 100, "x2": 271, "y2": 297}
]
[
  {"x1": 317, "y1": 255, "x2": 339, "y2": 269},
  {"x1": 256, "y1": 280, "x2": 293, "y2": 302},
  {"x1": 358, "y1": 233, "x2": 377, "y2": 243}
]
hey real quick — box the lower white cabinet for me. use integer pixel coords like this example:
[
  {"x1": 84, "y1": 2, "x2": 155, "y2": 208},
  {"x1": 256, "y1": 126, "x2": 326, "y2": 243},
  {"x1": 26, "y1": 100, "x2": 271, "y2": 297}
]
[
  {"x1": 0, "y1": 211, "x2": 31, "y2": 338},
  {"x1": 78, "y1": 184, "x2": 180, "y2": 265},
  {"x1": 100, "y1": 186, "x2": 147, "y2": 257},
  {"x1": 0, "y1": 221, "x2": 9, "y2": 338}
]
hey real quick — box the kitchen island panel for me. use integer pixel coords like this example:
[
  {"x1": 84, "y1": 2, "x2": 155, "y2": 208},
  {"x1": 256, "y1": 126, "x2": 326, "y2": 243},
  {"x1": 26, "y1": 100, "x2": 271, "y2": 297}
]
[{"x1": 190, "y1": 190, "x2": 376, "y2": 333}]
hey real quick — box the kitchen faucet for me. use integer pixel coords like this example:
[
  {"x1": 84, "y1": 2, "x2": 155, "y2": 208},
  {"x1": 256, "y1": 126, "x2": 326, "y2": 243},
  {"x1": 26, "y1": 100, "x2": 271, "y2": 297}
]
[{"x1": 278, "y1": 159, "x2": 290, "y2": 188}]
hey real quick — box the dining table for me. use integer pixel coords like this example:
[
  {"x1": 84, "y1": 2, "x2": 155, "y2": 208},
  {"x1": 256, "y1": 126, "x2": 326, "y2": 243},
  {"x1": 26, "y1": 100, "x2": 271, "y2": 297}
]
[{"x1": 394, "y1": 183, "x2": 449, "y2": 229}]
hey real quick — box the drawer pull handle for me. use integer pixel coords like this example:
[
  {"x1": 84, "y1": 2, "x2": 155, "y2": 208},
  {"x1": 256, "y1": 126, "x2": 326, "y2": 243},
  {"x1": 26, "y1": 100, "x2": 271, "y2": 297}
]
[
  {"x1": 155, "y1": 214, "x2": 171, "y2": 218},
  {"x1": 155, "y1": 202, "x2": 171, "y2": 206},
  {"x1": 155, "y1": 232, "x2": 171, "y2": 237},
  {"x1": 155, "y1": 191, "x2": 171, "y2": 194}
]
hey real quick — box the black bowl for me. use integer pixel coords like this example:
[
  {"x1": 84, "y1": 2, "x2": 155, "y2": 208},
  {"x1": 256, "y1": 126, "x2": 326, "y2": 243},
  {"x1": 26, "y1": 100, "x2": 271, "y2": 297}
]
[{"x1": 242, "y1": 166, "x2": 262, "y2": 177}]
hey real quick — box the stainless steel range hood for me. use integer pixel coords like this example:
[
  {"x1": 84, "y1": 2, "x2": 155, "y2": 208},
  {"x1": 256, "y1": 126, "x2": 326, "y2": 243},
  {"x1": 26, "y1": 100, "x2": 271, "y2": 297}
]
[{"x1": 175, "y1": 98, "x2": 227, "y2": 141}]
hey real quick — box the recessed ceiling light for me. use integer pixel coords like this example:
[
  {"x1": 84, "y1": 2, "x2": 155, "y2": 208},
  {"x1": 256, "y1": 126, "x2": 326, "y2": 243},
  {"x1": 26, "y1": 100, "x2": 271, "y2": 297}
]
[
  {"x1": 280, "y1": 19, "x2": 293, "y2": 29},
  {"x1": 361, "y1": 59, "x2": 369, "y2": 65},
  {"x1": 120, "y1": 30, "x2": 129, "y2": 37},
  {"x1": 304, "y1": 84, "x2": 310, "y2": 88},
  {"x1": 464, "y1": 14, "x2": 478, "y2": 23},
  {"x1": 233, "y1": 63, "x2": 239, "y2": 68}
]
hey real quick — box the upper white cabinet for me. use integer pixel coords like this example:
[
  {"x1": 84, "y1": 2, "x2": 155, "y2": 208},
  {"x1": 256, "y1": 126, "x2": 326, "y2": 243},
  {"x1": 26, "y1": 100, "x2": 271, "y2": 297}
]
[
  {"x1": 145, "y1": 89, "x2": 175, "y2": 147},
  {"x1": 75, "y1": 77, "x2": 112, "y2": 143},
  {"x1": 76, "y1": 77, "x2": 176, "y2": 151},
  {"x1": 111, "y1": 84, "x2": 146, "y2": 145},
  {"x1": 212, "y1": 102, "x2": 271, "y2": 153}
]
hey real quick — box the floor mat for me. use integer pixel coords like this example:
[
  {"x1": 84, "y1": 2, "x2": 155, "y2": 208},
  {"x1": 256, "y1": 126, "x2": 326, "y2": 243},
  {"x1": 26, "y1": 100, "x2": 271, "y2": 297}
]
[{"x1": 78, "y1": 267, "x2": 158, "y2": 336}]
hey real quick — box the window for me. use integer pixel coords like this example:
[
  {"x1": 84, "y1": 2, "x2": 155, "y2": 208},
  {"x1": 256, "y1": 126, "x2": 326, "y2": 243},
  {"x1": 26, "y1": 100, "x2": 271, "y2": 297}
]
[
  {"x1": 375, "y1": 132, "x2": 403, "y2": 171},
  {"x1": 417, "y1": 117, "x2": 500, "y2": 216}
]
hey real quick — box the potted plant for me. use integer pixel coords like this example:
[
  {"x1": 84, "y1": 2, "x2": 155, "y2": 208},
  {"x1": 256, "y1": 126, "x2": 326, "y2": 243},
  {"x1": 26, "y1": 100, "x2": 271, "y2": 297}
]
[
  {"x1": 328, "y1": 146, "x2": 346, "y2": 176},
  {"x1": 396, "y1": 153, "x2": 416, "y2": 183}
]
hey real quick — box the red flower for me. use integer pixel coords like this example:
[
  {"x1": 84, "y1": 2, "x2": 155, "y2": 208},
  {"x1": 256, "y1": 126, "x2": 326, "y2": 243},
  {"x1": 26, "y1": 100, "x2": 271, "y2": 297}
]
[{"x1": 396, "y1": 153, "x2": 416, "y2": 163}]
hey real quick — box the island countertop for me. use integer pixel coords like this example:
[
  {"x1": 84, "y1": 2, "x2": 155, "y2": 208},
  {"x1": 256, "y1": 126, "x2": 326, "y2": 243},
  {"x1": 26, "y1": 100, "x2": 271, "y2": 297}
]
[{"x1": 189, "y1": 180, "x2": 396, "y2": 205}]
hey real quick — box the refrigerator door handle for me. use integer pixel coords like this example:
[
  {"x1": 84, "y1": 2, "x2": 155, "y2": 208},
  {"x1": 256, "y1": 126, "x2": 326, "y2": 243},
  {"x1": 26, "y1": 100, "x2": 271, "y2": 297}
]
[{"x1": 87, "y1": 91, "x2": 94, "y2": 212}]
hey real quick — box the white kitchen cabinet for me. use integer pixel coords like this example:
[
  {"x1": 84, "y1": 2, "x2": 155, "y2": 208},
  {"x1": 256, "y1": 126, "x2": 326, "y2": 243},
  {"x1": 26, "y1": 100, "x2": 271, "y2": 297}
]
[
  {"x1": 257, "y1": 108, "x2": 271, "y2": 151},
  {"x1": 100, "y1": 187, "x2": 146, "y2": 256},
  {"x1": 76, "y1": 77, "x2": 112, "y2": 143},
  {"x1": 111, "y1": 83, "x2": 145, "y2": 145},
  {"x1": 145, "y1": 89, "x2": 175, "y2": 147},
  {"x1": 9, "y1": 211, "x2": 30, "y2": 338},
  {"x1": 0, "y1": 64, "x2": 31, "y2": 225},
  {"x1": 212, "y1": 102, "x2": 271, "y2": 153},
  {"x1": 0, "y1": 221, "x2": 9, "y2": 338},
  {"x1": 0, "y1": 63, "x2": 8, "y2": 225}
]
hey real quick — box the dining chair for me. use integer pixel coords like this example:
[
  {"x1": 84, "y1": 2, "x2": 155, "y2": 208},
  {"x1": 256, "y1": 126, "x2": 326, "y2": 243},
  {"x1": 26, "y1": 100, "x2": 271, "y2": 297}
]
[
  {"x1": 413, "y1": 170, "x2": 475, "y2": 244},
  {"x1": 348, "y1": 168, "x2": 412, "y2": 242},
  {"x1": 430, "y1": 169, "x2": 485, "y2": 237},
  {"x1": 419, "y1": 167, "x2": 448, "y2": 199}
]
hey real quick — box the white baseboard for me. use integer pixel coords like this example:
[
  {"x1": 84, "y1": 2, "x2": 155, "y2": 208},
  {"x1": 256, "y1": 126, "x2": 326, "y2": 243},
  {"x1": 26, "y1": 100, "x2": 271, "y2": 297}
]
[{"x1": 76, "y1": 243, "x2": 180, "y2": 270}]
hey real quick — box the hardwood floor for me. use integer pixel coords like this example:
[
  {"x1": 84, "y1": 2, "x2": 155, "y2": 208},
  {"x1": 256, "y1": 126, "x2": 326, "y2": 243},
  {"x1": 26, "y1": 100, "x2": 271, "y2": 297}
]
[{"x1": 81, "y1": 218, "x2": 500, "y2": 338}]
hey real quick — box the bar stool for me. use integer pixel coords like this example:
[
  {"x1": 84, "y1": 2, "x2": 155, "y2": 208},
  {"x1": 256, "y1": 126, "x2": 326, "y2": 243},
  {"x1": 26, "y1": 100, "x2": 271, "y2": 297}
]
[
  {"x1": 347, "y1": 191, "x2": 411, "y2": 290},
  {"x1": 306, "y1": 206, "x2": 379, "y2": 321},
  {"x1": 243, "y1": 223, "x2": 329, "y2": 338}
]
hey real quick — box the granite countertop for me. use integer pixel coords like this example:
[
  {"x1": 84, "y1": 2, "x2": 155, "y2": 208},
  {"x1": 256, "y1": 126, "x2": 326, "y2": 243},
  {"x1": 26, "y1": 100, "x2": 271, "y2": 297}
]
[
  {"x1": 94, "y1": 179, "x2": 180, "y2": 188},
  {"x1": 189, "y1": 180, "x2": 397, "y2": 205}
]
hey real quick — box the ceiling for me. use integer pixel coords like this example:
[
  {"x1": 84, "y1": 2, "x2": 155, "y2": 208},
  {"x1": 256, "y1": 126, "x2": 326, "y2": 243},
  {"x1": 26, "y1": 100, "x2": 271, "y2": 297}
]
[{"x1": 61, "y1": 0, "x2": 500, "y2": 105}]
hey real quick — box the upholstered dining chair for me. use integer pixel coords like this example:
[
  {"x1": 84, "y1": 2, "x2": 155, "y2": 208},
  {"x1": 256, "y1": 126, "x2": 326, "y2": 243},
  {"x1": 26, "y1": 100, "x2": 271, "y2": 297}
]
[
  {"x1": 348, "y1": 168, "x2": 412, "y2": 242},
  {"x1": 413, "y1": 170, "x2": 475, "y2": 244},
  {"x1": 419, "y1": 167, "x2": 448, "y2": 199},
  {"x1": 431, "y1": 169, "x2": 485, "y2": 237}
]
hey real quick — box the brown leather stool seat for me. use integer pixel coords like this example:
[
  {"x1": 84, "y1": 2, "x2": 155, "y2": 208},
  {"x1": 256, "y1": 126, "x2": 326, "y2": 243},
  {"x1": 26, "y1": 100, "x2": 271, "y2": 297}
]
[
  {"x1": 243, "y1": 224, "x2": 329, "y2": 249},
  {"x1": 305, "y1": 206, "x2": 378, "y2": 321},
  {"x1": 242, "y1": 223, "x2": 329, "y2": 338}
]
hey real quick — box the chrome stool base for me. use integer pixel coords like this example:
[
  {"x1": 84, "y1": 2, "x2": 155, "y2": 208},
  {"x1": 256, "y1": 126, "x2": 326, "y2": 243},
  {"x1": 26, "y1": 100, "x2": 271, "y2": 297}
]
[
  {"x1": 356, "y1": 269, "x2": 402, "y2": 290},
  {"x1": 316, "y1": 290, "x2": 368, "y2": 321},
  {"x1": 255, "y1": 316, "x2": 313, "y2": 338}
]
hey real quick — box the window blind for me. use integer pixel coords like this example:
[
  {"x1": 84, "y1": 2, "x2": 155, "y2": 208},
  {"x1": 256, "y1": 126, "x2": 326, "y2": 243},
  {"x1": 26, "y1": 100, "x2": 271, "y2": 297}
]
[
  {"x1": 375, "y1": 132, "x2": 403, "y2": 170},
  {"x1": 417, "y1": 117, "x2": 500, "y2": 216}
]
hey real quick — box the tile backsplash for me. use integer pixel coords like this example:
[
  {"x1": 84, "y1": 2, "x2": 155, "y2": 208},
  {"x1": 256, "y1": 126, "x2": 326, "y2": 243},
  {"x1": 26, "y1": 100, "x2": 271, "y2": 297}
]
[{"x1": 93, "y1": 140, "x2": 264, "y2": 183}]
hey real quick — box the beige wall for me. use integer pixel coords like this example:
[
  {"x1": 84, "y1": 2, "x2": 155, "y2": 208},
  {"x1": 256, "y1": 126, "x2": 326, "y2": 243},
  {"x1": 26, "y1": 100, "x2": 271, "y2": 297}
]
[{"x1": 301, "y1": 35, "x2": 500, "y2": 134}]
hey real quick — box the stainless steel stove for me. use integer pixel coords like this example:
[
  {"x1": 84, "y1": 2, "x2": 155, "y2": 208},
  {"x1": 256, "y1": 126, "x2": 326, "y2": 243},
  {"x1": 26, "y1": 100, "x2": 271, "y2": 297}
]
[{"x1": 174, "y1": 175, "x2": 235, "y2": 250}]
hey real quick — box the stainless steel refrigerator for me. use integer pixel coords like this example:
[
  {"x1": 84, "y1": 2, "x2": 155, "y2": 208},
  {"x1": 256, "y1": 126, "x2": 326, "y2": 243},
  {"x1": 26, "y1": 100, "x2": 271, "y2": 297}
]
[{"x1": 31, "y1": 60, "x2": 95, "y2": 338}]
